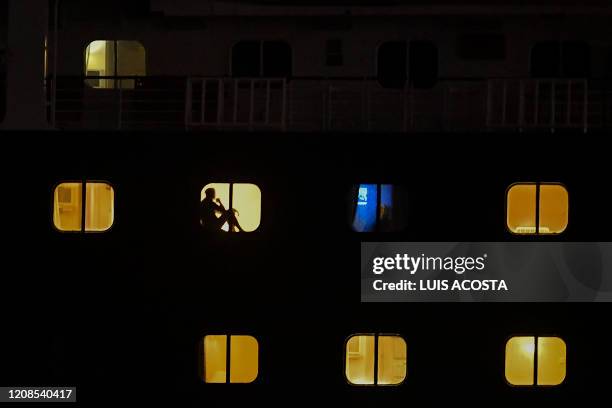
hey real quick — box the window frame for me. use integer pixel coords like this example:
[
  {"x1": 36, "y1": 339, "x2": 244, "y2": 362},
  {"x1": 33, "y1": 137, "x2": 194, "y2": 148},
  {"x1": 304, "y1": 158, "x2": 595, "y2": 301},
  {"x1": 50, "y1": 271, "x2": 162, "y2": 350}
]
[
  {"x1": 352, "y1": 183, "x2": 383, "y2": 233},
  {"x1": 200, "y1": 334, "x2": 259, "y2": 385},
  {"x1": 504, "y1": 334, "x2": 567, "y2": 388},
  {"x1": 505, "y1": 182, "x2": 569, "y2": 236},
  {"x1": 83, "y1": 40, "x2": 146, "y2": 89},
  {"x1": 229, "y1": 40, "x2": 293, "y2": 78},
  {"x1": 200, "y1": 182, "x2": 262, "y2": 233},
  {"x1": 344, "y1": 333, "x2": 407, "y2": 387},
  {"x1": 375, "y1": 39, "x2": 438, "y2": 89},
  {"x1": 51, "y1": 180, "x2": 115, "y2": 233},
  {"x1": 351, "y1": 183, "x2": 406, "y2": 233}
]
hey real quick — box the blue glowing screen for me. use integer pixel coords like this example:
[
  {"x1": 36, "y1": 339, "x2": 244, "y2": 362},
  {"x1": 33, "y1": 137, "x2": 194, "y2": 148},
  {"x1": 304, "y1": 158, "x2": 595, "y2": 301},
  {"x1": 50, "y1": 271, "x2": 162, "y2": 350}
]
[{"x1": 352, "y1": 184, "x2": 377, "y2": 232}]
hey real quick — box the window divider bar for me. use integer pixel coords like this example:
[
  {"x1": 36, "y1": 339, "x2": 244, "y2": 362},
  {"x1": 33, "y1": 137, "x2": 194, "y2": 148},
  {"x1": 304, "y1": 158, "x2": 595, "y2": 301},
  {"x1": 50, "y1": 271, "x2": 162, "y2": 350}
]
[
  {"x1": 373, "y1": 334, "x2": 379, "y2": 385},
  {"x1": 229, "y1": 183, "x2": 234, "y2": 232},
  {"x1": 114, "y1": 40, "x2": 118, "y2": 89},
  {"x1": 376, "y1": 184, "x2": 382, "y2": 232},
  {"x1": 535, "y1": 183, "x2": 541, "y2": 235},
  {"x1": 81, "y1": 180, "x2": 86, "y2": 232},
  {"x1": 534, "y1": 336, "x2": 539, "y2": 386},
  {"x1": 226, "y1": 335, "x2": 231, "y2": 383}
]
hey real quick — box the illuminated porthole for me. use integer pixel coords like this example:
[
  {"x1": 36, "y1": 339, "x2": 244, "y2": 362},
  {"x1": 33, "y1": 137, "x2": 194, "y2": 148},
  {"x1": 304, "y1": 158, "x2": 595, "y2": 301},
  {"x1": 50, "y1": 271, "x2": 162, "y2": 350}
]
[
  {"x1": 200, "y1": 183, "x2": 261, "y2": 232},
  {"x1": 53, "y1": 181, "x2": 114, "y2": 232},
  {"x1": 203, "y1": 335, "x2": 259, "y2": 384},
  {"x1": 351, "y1": 184, "x2": 406, "y2": 232},
  {"x1": 505, "y1": 336, "x2": 566, "y2": 386},
  {"x1": 506, "y1": 183, "x2": 568, "y2": 234},
  {"x1": 345, "y1": 334, "x2": 406, "y2": 385}
]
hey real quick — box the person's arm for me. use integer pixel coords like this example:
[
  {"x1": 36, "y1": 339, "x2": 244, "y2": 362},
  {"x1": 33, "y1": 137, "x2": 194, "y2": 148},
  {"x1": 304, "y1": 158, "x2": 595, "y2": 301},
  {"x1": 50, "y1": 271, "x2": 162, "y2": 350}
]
[{"x1": 214, "y1": 198, "x2": 226, "y2": 211}]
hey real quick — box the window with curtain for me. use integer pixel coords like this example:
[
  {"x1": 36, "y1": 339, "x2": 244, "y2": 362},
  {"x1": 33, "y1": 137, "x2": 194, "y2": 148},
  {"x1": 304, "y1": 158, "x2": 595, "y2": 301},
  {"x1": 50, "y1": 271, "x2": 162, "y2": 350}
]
[
  {"x1": 345, "y1": 334, "x2": 407, "y2": 385},
  {"x1": 53, "y1": 181, "x2": 114, "y2": 232}
]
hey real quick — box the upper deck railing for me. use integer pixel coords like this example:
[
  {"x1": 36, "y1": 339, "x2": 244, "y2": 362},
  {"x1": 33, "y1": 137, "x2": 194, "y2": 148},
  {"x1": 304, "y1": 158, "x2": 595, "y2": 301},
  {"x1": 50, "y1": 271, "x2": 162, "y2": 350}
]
[{"x1": 47, "y1": 76, "x2": 612, "y2": 132}]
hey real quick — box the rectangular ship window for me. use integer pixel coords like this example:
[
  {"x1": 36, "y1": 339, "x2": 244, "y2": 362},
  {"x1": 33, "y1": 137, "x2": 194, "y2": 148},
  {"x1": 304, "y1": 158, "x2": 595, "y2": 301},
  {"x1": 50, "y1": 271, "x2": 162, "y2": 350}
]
[
  {"x1": 53, "y1": 181, "x2": 114, "y2": 232},
  {"x1": 345, "y1": 334, "x2": 406, "y2": 385},
  {"x1": 200, "y1": 183, "x2": 261, "y2": 232},
  {"x1": 351, "y1": 184, "x2": 406, "y2": 232},
  {"x1": 505, "y1": 336, "x2": 566, "y2": 386},
  {"x1": 84, "y1": 40, "x2": 146, "y2": 89},
  {"x1": 506, "y1": 183, "x2": 568, "y2": 234},
  {"x1": 203, "y1": 335, "x2": 259, "y2": 384}
]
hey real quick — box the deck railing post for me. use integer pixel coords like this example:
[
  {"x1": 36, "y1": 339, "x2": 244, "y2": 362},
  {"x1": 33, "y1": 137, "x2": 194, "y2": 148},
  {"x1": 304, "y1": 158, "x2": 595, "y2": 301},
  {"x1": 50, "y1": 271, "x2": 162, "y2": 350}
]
[
  {"x1": 218, "y1": 79, "x2": 224, "y2": 125},
  {"x1": 249, "y1": 79, "x2": 255, "y2": 131}
]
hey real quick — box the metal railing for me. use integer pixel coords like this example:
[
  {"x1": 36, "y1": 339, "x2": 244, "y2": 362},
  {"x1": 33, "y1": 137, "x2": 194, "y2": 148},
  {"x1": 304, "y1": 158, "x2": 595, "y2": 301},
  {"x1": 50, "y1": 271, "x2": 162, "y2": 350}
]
[
  {"x1": 46, "y1": 76, "x2": 612, "y2": 132},
  {"x1": 185, "y1": 77, "x2": 287, "y2": 131},
  {"x1": 487, "y1": 79, "x2": 590, "y2": 132},
  {"x1": 51, "y1": 76, "x2": 186, "y2": 130}
]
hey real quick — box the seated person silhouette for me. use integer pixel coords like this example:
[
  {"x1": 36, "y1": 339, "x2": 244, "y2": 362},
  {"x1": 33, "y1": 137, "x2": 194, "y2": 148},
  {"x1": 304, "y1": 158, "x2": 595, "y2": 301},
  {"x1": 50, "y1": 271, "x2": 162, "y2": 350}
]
[{"x1": 200, "y1": 187, "x2": 245, "y2": 232}]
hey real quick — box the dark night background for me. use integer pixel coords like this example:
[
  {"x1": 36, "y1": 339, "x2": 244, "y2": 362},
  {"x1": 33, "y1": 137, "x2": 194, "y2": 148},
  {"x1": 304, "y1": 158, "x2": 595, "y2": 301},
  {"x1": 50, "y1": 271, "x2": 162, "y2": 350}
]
[
  {"x1": 1, "y1": 0, "x2": 612, "y2": 405},
  {"x1": 1, "y1": 133, "x2": 611, "y2": 405}
]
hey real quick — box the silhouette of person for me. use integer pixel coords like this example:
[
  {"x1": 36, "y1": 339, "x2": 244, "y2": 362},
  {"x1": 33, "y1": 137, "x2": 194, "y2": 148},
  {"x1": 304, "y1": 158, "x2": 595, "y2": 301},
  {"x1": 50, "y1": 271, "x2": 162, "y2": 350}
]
[{"x1": 200, "y1": 187, "x2": 245, "y2": 232}]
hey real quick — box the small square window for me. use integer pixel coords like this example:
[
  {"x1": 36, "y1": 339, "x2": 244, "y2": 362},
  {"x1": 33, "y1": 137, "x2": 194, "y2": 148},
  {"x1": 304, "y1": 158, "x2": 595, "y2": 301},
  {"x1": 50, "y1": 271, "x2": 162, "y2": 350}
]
[
  {"x1": 351, "y1": 184, "x2": 406, "y2": 232},
  {"x1": 345, "y1": 334, "x2": 406, "y2": 385},
  {"x1": 84, "y1": 40, "x2": 146, "y2": 89},
  {"x1": 203, "y1": 335, "x2": 259, "y2": 384},
  {"x1": 53, "y1": 181, "x2": 114, "y2": 232},
  {"x1": 505, "y1": 336, "x2": 566, "y2": 386},
  {"x1": 506, "y1": 183, "x2": 568, "y2": 234},
  {"x1": 200, "y1": 183, "x2": 261, "y2": 232}
]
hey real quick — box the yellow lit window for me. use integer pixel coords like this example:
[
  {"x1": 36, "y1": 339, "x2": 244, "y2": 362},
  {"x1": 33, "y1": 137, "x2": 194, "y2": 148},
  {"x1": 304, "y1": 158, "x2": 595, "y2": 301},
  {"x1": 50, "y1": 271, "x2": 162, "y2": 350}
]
[
  {"x1": 84, "y1": 40, "x2": 146, "y2": 89},
  {"x1": 505, "y1": 336, "x2": 566, "y2": 386},
  {"x1": 345, "y1": 334, "x2": 406, "y2": 385},
  {"x1": 203, "y1": 335, "x2": 259, "y2": 384},
  {"x1": 200, "y1": 183, "x2": 261, "y2": 232},
  {"x1": 53, "y1": 182, "x2": 114, "y2": 232},
  {"x1": 506, "y1": 183, "x2": 568, "y2": 234}
]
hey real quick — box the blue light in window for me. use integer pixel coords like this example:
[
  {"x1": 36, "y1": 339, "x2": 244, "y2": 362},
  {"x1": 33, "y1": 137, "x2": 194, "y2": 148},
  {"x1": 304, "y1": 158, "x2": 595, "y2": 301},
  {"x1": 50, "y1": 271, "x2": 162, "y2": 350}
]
[
  {"x1": 352, "y1": 184, "x2": 377, "y2": 232},
  {"x1": 379, "y1": 184, "x2": 393, "y2": 224}
]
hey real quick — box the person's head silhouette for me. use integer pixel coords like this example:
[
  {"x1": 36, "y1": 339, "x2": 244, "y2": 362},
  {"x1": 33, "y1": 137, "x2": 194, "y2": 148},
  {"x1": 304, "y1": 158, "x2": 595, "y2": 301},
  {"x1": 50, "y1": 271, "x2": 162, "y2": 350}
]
[{"x1": 204, "y1": 188, "x2": 216, "y2": 200}]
